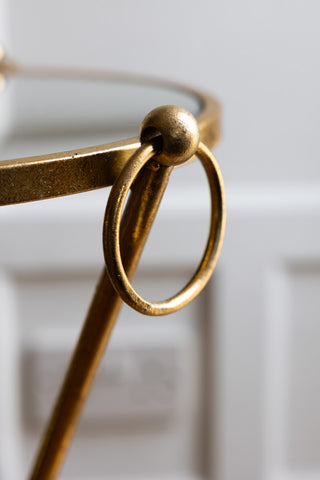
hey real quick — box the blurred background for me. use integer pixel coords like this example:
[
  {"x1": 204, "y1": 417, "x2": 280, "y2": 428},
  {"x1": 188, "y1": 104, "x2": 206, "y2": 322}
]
[{"x1": 0, "y1": 0, "x2": 320, "y2": 479}]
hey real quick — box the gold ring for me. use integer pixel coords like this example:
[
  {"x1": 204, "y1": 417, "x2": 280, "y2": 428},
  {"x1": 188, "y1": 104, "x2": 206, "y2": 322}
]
[{"x1": 103, "y1": 141, "x2": 225, "y2": 316}]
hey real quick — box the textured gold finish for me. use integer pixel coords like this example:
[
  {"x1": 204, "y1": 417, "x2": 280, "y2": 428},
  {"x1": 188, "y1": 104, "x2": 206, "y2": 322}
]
[
  {"x1": 0, "y1": 138, "x2": 140, "y2": 205},
  {"x1": 0, "y1": 59, "x2": 221, "y2": 206},
  {"x1": 29, "y1": 143, "x2": 172, "y2": 480},
  {"x1": 104, "y1": 133, "x2": 225, "y2": 315},
  {"x1": 140, "y1": 105, "x2": 200, "y2": 166}
]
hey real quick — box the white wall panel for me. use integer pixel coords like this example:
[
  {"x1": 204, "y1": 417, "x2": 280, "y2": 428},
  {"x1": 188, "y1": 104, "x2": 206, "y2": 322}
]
[
  {"x1": 264, "y1": 264, "x2": 320, "y2": 480},
  {"x1": 0, "y1": 272, "x2": 22, "y2": 480},
  {"x1": 216, "y1": 187, "x2": 320, "y2": 480}
]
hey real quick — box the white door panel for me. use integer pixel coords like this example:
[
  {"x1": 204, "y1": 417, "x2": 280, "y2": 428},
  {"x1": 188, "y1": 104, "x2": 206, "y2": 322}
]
[{"x1": 216, "y1": 189, "x2": 320, "y2": 480}]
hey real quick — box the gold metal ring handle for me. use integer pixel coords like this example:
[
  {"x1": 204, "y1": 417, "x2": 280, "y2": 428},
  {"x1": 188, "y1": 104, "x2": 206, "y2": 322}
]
[{"x1": 103, "y1": 140, "x2": 225, "y2": 316}]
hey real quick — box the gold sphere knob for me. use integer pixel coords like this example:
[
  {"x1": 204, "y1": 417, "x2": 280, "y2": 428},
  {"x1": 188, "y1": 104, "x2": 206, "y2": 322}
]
[{"x1": 140, "y1": 105, "x2": 200, "y2": 166}]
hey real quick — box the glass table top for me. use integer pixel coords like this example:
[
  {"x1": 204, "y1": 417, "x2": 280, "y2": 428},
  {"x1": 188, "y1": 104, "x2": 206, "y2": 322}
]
[{"x1": 0, "y1": 75, "x2": 201, "y2": 160}]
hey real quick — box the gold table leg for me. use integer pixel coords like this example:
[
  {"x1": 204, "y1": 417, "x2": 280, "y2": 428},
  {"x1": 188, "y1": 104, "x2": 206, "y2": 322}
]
[
  {"x1": 29, "y1": 144, "x2": 171, "y2": 480},
  {"x1": 28, "y1": 105, "x2": 225, "y2": 480}
]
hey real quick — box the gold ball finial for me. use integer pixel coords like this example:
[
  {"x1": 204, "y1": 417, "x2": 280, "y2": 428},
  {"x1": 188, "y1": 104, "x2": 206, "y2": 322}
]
[{"x1": 140, "y1": 105, "x2": 200, "y2": 166}]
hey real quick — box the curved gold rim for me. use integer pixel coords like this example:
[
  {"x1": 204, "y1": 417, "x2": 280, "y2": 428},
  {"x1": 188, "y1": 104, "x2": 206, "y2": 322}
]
[
  {"x1": 0, "y1": 60, "x2": 221, "y2": 206},
  {"x1": 103, "y1": 141, "x2": 226, "y2": 316}
]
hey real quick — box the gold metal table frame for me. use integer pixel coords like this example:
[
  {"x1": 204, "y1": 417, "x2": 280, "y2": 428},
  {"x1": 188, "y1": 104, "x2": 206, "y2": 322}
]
[{"x1": 0, "y1": 54, "x2": 225, "y2": 480}]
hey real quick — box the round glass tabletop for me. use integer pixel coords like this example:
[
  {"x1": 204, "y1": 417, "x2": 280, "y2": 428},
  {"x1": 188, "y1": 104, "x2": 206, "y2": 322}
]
[
  {"x1": 0, "y1": 62, "x2": 220, "y2": 205},
  {"x1": 1, "y1": 75, "x2": 202, "y2": 158}
]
